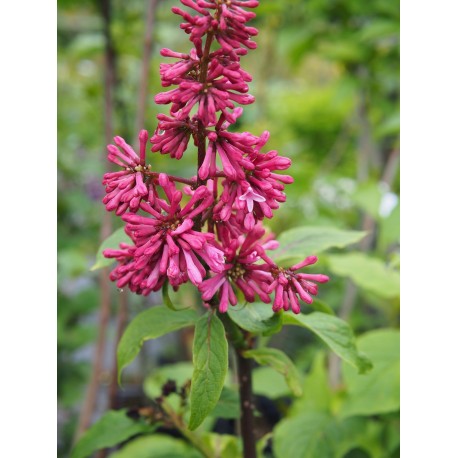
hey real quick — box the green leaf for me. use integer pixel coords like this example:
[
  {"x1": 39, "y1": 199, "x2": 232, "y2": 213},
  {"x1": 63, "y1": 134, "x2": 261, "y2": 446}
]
[
  {"x1": 379, "y1": 202, "x2": 400, "y2": 249},
  {"x1": 289, "y1": 352, "x2": 332, "y2": 416},
  {"x1": 202, "y1": 433, "x2": 242, "y2": 458},
  {"x1": 188, "y1": 312, "x2": 228, "y2": 430},
  {"x1": 340, "y1": 329, "x2": 400, "y2": 417},
  {"x1": 227, "y1": 302, "x2": 282, "y2": 335},
  {"x1": 71, "y1": 410, "x2": 152, "y2": 458},
  {"x1": 273, "y1": 412, "x2": 336, "y2": 458},
  {"x1": 111, "y1": 434, "x2": 202, "y2": 458},
  {"x1": 273, "y1": 226, "x2": 367, "y2": 265},
  {"x1": 243, "y1": 348, "x2": 303, "y2": 397},
  {"x1": 282, "y1": 312, "x2": 372, "y2": 374},
  {"x1": 90, "y1": 227, "x2": 130, "y2": 271},
  {"x1": 253, "y1": 366, "x2": 291, "y2": 398},
  {"x1": 117, "y1": 306, "x2": 198, "y2": 382},
  {"x1": 273, "y1": 413, "x2": 376, "y2": 458},
  {"x1": 257, "y1": 433, "x2": 273, "y2": 457},
  {"x1": 326, "y1": 253, "x2": 400, "y2": 299},
  {"x1": 210, "y1": 386, "x2": 240, "y2": 419}
]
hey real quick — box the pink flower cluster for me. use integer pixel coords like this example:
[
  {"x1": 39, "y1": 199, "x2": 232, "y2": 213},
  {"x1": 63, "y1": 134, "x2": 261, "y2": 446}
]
[
  {"x1": 104, "y1": 174, "x2": 224, "y2": 295},
  {"x1": 101, "y1": 0, "x2": 329, "y2": 313}
]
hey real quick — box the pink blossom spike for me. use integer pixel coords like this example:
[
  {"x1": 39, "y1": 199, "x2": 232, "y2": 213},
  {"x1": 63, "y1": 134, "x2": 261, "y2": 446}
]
[
  {"x1": 104, "y1": 177, "x2": 225, "y2": 296},
  {"x1": 102, "y1": 132, "x2": 152, "y2": 215},
  {"x1": 262, "y1": 256, "x2": 329, "y2": 313},
  {"x1": 199, "y1": 223, "x2": 278, "y2": 311}
]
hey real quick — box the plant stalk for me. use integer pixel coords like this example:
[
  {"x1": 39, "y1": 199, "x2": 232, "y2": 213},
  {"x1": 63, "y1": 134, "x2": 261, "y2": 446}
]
[
  {"x1": 192, "y1": 26, "x2": 257, "y2": 456},
  {"x1": 74, "y1": 0, "x2": 115, "y2": 442},
  {"x1": 236, "y1": 349, "x2": 257, "y2": 458}
]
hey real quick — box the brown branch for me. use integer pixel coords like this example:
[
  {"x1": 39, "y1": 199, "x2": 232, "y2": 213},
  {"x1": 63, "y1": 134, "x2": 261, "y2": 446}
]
[
  {"x1": 74, "y1": 0, "x2": 116, "y2": 442},
  {"x1": 99, "y1": 5, "x2": 169, "y2": 454},
  {"x1": 98, "y1": 5, "x2": 163, "y2": 455},
  {"x1": 108, "y1": 292, "x2": 129, "y2": 410},
  {"x1": 328, "y1": 147, "x2": 400, "y2": 388},
  {"x1": 328, "y1": 64, "x2": 399, "y2": 387},
  {"x1": 236, "y1": 350, "x2": 257, "y2": 458}
]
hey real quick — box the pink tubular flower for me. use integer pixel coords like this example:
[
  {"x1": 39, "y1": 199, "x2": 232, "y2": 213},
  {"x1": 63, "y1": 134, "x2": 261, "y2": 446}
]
[
  {"x1": 212, "y1": 129, "x2": 293, "y2": 229},
  {"x1": 159, "y1": 48, "x2": 200, "y2": 86},
  {"x1": 155, "y1": 76, "x2": 254, "y2": 127},
  {"x1": 199, "y1": 224, "x2": 276, "y2": 312},
  {"x1": 172, "y1": 0, "x2": 259, "y2": 52},
  {"x1": 161, "y1": 46, "x2": 251, "y2": 88},
  {"x1": 199, "y1": 129, "x2": 255, "y2": 180},
  {"x1": 197, "y1": 108, "x2": 253, "y2": 180},
  {"x1": 103, "y1": 174, "x2": 225, "y2": 294},
  {"x1": 102, "y1": 0, "x2": 331, "y2": 312},
  {"x1": 103, "y1": 242, "x2": 161, "y2": 296},
  {"x1": 150, "y1": 114, "x2": 197, "y2": 159},
  {"x1": 262, "y1": 256, "x2": 330, "y2": 314},
  {"x1": 102, "y1": 130, "x2": 151, "y2": 215},
  {"x1": 208, "y1": 48, "x2": 252, "y2": 85},
  {"x1": 236, "y1": 149, "x2": 294, "y2": 229}
]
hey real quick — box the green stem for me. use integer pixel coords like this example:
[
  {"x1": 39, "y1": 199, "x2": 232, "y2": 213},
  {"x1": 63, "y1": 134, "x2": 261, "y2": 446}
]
[{"x1": 161, "y1": 401, "x2": 214, "y2": 458}]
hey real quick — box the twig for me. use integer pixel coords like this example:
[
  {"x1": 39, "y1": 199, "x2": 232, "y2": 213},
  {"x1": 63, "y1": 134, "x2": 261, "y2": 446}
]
[
  {"x1": 328, "y1": 71, "x2": 399, "y2": 386},
  {"x1": 97, "y1": 293, "x2": 129, "y2": 458},
  {"x1": 105, "y1": 0, "x2": 162, "y2": 413},
  {"x1": 74, "y1": 0, "x2": 116, "y2": 442},
  {"x1": 75, "y1": 267, "x2": 111, "y2": 441},
  {"x1": 98, "y1": 4, "x2": 162, "y2": 456},
  {"x1": 328, "y1": 147, "x2": 400, "y2": 388},
  {"x1": 108, "y1": 292, "x2": 129, "y2": 410}
]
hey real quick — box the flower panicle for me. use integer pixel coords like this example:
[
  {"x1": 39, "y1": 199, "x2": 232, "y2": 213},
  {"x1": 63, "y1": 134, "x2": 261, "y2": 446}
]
[{"x1": 101, "y1": 0, "x2": 330, "y2": 314}]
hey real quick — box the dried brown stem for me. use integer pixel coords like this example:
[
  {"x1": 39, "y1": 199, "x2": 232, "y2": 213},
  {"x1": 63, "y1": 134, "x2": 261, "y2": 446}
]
[
  {"x1": 99, "y1": 4, "x2": 163, "y2": 454},
  {"x1": 108, "y1": 292, "x2": 129, "y2": 410},
  {"x1": 74, "y1": 0, "x2": 116, "y2": 442}
]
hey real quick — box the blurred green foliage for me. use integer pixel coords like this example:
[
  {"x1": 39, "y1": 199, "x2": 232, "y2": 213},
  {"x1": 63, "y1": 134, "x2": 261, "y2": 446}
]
[{"x1": 58, "y1": 0, "x2": 399, "y2": 456}]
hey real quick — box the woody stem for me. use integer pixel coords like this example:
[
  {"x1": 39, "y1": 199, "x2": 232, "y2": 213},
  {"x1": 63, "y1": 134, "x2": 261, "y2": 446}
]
[{"x1": 236, "y1": 350, "x2": 257, "y2": 458}]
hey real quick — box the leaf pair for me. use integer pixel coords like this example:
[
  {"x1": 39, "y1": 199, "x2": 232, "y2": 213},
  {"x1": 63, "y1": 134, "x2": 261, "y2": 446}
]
[{"x1": 116, "y1": 304, "x2": 372, "y2": 433}]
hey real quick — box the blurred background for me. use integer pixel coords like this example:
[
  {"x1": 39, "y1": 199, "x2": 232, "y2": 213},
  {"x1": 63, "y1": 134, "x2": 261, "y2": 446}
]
[{"x1": 58, "y1": 0, "x2": 399, "y2": 456}]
